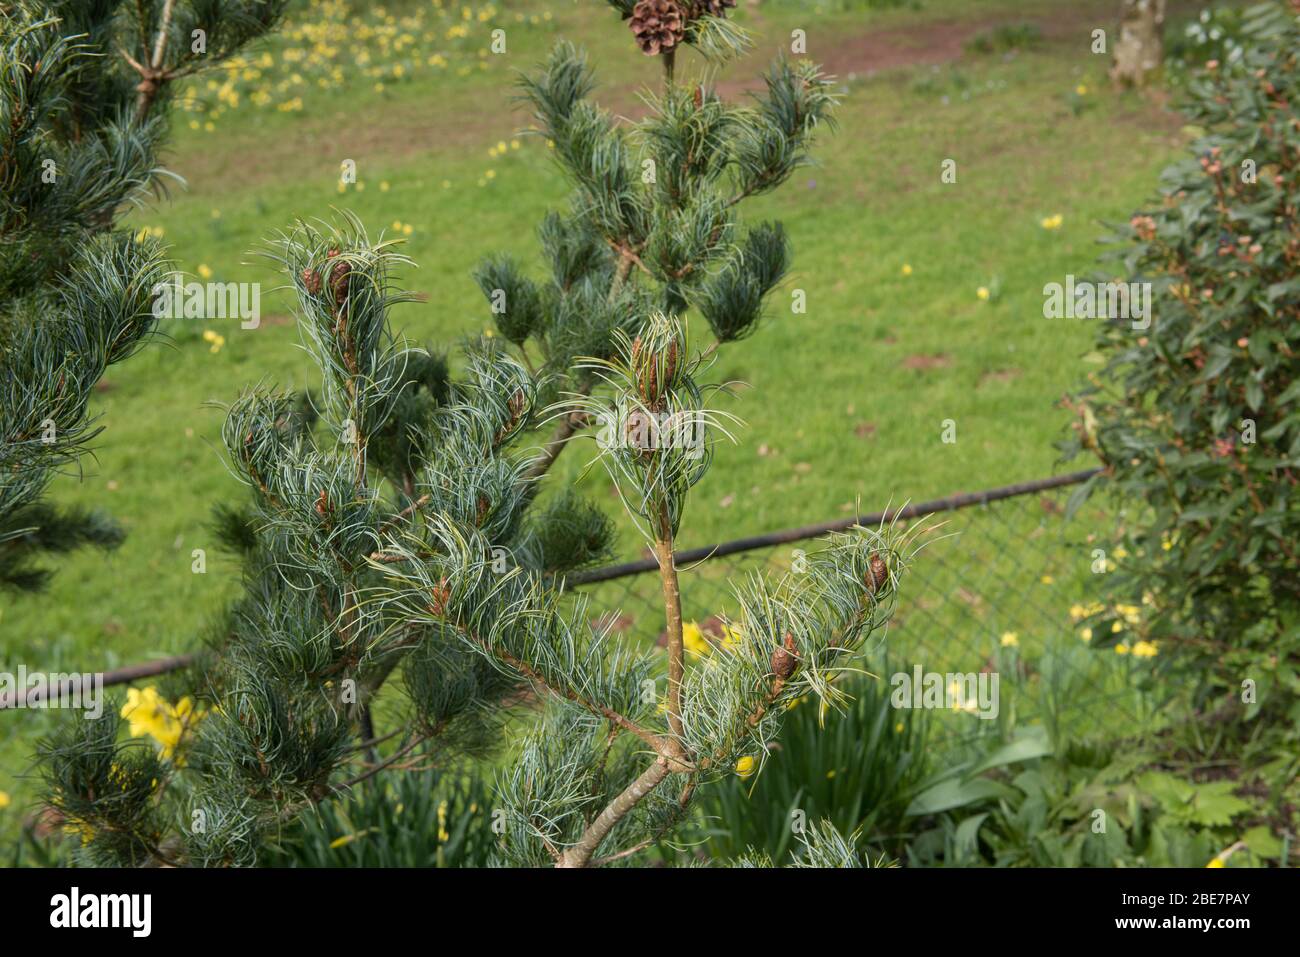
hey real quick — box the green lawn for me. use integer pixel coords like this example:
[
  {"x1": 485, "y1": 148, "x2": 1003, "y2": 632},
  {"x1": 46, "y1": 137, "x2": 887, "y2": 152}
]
[{"x1": 1, "y1": 0, "x2": 1198, "y2": 836}]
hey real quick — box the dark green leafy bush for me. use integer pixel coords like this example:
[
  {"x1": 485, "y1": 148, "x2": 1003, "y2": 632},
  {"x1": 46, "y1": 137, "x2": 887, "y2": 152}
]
[
  {"x1": 1165, "y1": 6, "x2": 1250, "y2": 86},
  {"x1": 1063, "y1": 1, "x2": 1300, "y2": 721}
]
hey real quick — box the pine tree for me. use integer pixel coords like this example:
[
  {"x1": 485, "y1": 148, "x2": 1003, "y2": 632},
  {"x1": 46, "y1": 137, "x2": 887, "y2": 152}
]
[
  {"x1": 40, "y1": 2, "x2": 919, "y2": 868},
  {"x1": 0, "y1": 1, "x2": 286, "y2": 592}
]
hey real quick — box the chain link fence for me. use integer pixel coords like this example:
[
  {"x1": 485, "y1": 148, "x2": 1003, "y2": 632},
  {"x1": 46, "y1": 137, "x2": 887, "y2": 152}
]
[
  {"x1": 569, "y1": 468, "x2": 1161, "y2": 750},
  {"x1": 11, "y1": 468, "x2": 1166, "y2": 754}
]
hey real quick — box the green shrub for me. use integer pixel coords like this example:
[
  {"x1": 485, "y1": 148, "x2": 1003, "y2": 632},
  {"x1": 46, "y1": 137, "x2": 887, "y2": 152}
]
[
  {"x1": 1063, "y1": 1, "x2": 1300, "y2": 721},
  {"x1": 1165, "y1": 6, "x2": 1250, "y2": 85}
]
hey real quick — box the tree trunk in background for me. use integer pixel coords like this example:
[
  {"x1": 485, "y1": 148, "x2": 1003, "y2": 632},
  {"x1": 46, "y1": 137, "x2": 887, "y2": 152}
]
[{"x1": 1110, "y1": 0, "x2": 1166, "y2": 88}]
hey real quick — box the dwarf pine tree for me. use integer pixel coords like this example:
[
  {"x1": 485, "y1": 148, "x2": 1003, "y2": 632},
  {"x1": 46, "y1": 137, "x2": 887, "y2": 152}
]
[
  {"x1": 40, "y1": 2, "x2": 918, "y2": 868},
  {"x1": 0, "y1": 1, "x2": 286, "y2": 592}
]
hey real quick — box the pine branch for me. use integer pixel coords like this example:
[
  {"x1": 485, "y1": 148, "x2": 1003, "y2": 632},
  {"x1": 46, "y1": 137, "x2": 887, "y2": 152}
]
[
  {"x1": 654, "y1": 498, "x2": 686, "y2": 746},
  {"x1": 134, "y1": 0, "x2": 176, "y2": 118},
  {"x1": 558, "y1": 758, "x2": 671, "y2": 868}
]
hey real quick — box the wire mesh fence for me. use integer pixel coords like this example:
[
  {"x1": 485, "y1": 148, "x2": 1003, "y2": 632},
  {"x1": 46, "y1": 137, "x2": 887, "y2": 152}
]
[
  {"x1": 10, "y1": 468, "x2": 1166, "y2": 756},
  {"x1": 569, "y1": 468, "x2": 1162, "y2": 751}
]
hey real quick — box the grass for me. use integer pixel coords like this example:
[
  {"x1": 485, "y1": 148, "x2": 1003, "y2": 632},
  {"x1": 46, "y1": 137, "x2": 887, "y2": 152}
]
[{"x1": 0, "y1": 0, "x2": 1197, "y2": 839}]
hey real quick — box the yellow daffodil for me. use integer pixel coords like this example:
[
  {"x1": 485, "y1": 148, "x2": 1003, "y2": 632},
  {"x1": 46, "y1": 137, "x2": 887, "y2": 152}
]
[
  {"x1": 977, "y1": 286, "x2": 990, "y2": 301},
  {"x1": 1131, "y1": 641, "x2": 1158, "y2": 658},
  {"x1": 0, "y1": 790, "x2": 10, "y2": 810},
  {"x1": 1000, "y1": 631, "x2": 1019, "y2": 648},
  {"x1": 901, "y1": 263, "x2": 913, "y2": 276},
  {"x1": 1115, "y1": 643, "x2": 1130, "y2": 655},
  {"x1": 681, "y1": 621, "x2": 709, "y2": 657},
  {"x1": 202, "y1": 330, "x2": 226, "y2": 354},
  {"x1": 1116, "y1": 603, "x2": 1141, "y2": 624},
  {"x1": 121, "y1": 686, "x2": 203, "y2": 761},
  {"x1": 735, "y1": 755, "x2": 756, "y2": 779}
]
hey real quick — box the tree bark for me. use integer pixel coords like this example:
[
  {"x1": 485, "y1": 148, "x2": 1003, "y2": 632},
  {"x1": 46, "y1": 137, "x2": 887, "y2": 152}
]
[
  {"x1": 1110, "y1": 0, "x2": 1166, "y2": 88},
  {"x1": 557, "y1": 759, "x2": 671, "y2": 868}
]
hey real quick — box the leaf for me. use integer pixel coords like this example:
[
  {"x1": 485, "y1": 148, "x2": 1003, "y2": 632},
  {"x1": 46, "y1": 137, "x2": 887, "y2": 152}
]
[
  {"x1": 905, "y1": 777, "x2": 1016, "y2": 816},
  {"x1": 953, "y1": 812, "x2": 989, "y2": 860},
  {"x1": 968, "y1": 726, "x2": 1053, "y2": 776},
  {"x1": 1241, "y1": 825, "x2": 1282, "y2": 860}
]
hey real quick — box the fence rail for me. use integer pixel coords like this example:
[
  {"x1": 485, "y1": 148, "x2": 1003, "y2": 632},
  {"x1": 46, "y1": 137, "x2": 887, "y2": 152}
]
[{"x1": 567, "y1": 469, "x2": 1101, "y2": 585}]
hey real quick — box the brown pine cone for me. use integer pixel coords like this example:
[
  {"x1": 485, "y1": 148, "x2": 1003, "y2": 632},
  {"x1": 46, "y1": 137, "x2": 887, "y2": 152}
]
[
  {"x1": 691, "y1": 0, "x2": 736, "y2": 17},
  {"x1": 302, "y1": 267, "x2": 322, "y2": 296},
  {"x1": 770, "y1": 632, "x2": 799, "y2": 680},
  {"x1": 867, "y1": 552, "x2": 889, "y2": 595},
  {"x1": 329, "y1": 259, "x2": 352, "y2": 305},
  {"x1": 630, "y1": 0, "x2": 687, "y2": 56}
]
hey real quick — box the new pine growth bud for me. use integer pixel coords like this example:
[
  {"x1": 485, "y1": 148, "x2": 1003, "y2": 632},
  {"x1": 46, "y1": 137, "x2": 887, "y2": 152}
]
[
  {"x1": 429, "y1": 577, "x2": 451, "y2": 617},
  {"x1": 630, "y1": 335, "x2": 680, "y2": 410},
  {"x1": 494, "y1": 389, "x2": 528, "y2": 445},
  {"x1": 626, "y1": 408, "x2": 656, "y2": 457}
]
